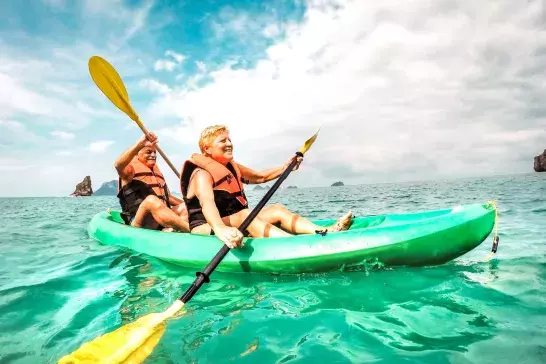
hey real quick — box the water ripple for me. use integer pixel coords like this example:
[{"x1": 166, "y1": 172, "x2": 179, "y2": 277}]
[{"x1": 0, "y1": 174, "x2": 545, "y2": 363}]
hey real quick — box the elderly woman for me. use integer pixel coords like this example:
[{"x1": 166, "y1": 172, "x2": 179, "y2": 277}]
[{"x1": 180, "y1": 125, "x2": 353, "y2": 248}]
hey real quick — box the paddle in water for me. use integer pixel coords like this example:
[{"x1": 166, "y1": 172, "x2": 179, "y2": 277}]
[{"x1": 58, "y1": 129, "x2": 320, "y2": 363}]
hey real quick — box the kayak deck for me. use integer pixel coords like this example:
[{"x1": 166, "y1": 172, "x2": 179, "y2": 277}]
[{"x1": 88, "y1": 203, "x2": 496, "y2": 274}]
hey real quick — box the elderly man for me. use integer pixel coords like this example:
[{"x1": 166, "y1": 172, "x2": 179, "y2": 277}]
[{"x1": 115, "y1": 132, "x2": 190, "y2": 232}]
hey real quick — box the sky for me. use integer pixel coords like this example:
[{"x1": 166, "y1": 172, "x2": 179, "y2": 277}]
[{"x1": 0, "y1": 0, "x2": 545, "y2": 197}]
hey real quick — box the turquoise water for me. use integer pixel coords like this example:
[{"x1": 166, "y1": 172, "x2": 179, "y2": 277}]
[{"x1": 1, "y1": 173, "x2": 545, "y2": 363}]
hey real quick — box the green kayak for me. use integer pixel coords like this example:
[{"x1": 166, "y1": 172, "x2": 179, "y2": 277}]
[{"x1": 88, "y1": 202, "x2": 496, "y2": 274}]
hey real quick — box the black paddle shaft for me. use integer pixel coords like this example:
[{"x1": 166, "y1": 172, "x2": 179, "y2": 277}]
[{"x1": 179, "y1": 152, "x2": 303, "y2": 303}]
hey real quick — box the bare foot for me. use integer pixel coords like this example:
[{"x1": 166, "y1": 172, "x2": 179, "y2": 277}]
[{"x1": 328, "y1": 211, "x2": 354, "y2": 232}]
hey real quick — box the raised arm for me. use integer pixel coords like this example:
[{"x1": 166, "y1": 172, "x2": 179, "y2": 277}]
[
  {"x1": 237, "y1": 154, "x2": 303, "y2": 184},
  {"x1": 114, "y1": 133, "x2": 158, "y2": 179}
]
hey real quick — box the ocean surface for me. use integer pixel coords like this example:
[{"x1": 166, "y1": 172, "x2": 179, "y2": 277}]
[{"x1": 0, "y1": 173, "x2": 545, "y2": 364}]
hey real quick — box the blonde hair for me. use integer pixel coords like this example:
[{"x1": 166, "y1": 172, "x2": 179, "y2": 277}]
[{"x1": 199, "y1": 125, "x2": 229, "y2": 153}]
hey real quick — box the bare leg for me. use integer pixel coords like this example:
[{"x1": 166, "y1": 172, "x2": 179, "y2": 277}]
[
  {"x1": 191, "y1": 208, "x2": 291, "y2": 238},
  {"x1": 162, "y1": 204, "x2": 189, "y2": 232},
  {"x1": 258, "y1": 204, "x2": 353, "y2": 234},
  {"x1": 132, "y1": 195, "x2": 190, "y2": 232}
]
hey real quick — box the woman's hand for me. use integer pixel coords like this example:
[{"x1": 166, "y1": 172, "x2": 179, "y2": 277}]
[
  {"x1": 283, "y1": 153, "x2": 303, "y2": 171},
  {"x1": 214, "y1": 225, "x2": 244, "y2": 248}
]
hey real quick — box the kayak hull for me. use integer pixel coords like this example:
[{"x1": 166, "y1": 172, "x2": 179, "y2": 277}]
[{"x1": 88, "y1": 203, "x2": 496, "y2": 274}]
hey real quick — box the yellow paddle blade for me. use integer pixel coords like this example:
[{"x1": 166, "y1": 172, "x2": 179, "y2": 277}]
[
  {"x1": 58, "y1": 301, "x2": 185, "y2": 364},
  {"x1": 298, "y1": 127, "x2": 320, "y2": 155},
  {"x1": 88, "y1": 56, "x2": 141, "y2": 124}
]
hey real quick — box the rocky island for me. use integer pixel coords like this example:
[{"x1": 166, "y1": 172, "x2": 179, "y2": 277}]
[
  {"x1": 534, "y1": 150, "x2": 546, "y2": 172},
  {"x1": 71, "y1": 176, "x2": 93, "y2": 196},
  {"x1": 94, "y1": 180, "x2": 117, "y2": 196},
  {"x1": 253, "y1": 185, "x2": 271, "y2": 191},
  {"x1": 331, "y1": 181, "x2": 344, "y2": 186}
]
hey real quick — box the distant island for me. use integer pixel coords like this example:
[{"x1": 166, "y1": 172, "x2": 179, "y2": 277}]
[
  {"x1": 94, "y1": 180, "x2": 117, "y2": 196},
  {"x1": 253, "y1": 185, "x2": 271, "y2": 190},
  {"x1": 331, "y1": 181, "x2": 344, "y2": 186},
  {"x1": 534, "y1": 149, "x2": 546, "y2": 172},
  {"x1": 71, "y1": 176, "x2": 93, "y2": 196},
  {"x1": 73, "y1": 176, "x2": 287, "y2": 196}
]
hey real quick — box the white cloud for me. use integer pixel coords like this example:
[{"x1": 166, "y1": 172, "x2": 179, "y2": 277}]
[
  {"x1": 154, "y1": 59, "x2": 178, "y2": 72},
  {"x1": 55, "y1": 150, "x2": 73, "y2": 156},
  {"x1": 81, "y1": 0, "x2": 156, "y2": 48},
  {"x1": 0, "y1": 164, "x2": 34, "y2": 171},
  {"x1": 262, "y1": 24, "x2": 281, "y2": 38},
  {"x1": 0, "y1": 41, "x2": 146, "y2": 130},
  {"x1": 0, "y1": 120, "x2": 23, "y2": 129},
  {"x1": 50, "y1": 130, "x2": 75, "y2": 140},
  {"x1": 154, "y1": 50, "x2": 185, "y2": 72},
  {"x1": 0, "y1": 119, "x2": 46, "y2": 149},
  {"x1": 196, "y1": 61, "x2": 207, "y2": 73},
  {"x1": 88, "y1": 140, "x2": 114, "y2": 154},
  {"x1": 0, "y1": 73, "x2": 55, "y2": 118},
  {"x1": 149, "y1": 0, "x2": 546, "y2": 184},
  {"x1": 166, "y1": 50, "x2": 185, "y2": 64},
  {"x1": 140, "y1": 79, "x2": 172, "y2": 94},
  {"x1": 211, "y1": 5, "x2": 278, "y2": 38}
]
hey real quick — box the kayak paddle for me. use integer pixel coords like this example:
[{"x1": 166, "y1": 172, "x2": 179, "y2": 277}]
[
  {"x1": 58, "y1": 129, "x2": 320, "y2": 363},
  {"x1": 88, "y1": 56, "x2": 181, "y2": 179}
]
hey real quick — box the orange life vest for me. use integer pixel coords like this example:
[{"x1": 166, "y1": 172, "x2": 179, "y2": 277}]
[
  {"x1": 180, "y1": 154, "x2": 248, "y2": 230},
  {"x1": 128, "y1": 158, "x2": 168, "y2": 200},
  {"x1": 117, "y1": 158, "x2": 170, "y2": 224},
  {"x1": 118, "y1": 158, "x2": 169, "y2": 200}
]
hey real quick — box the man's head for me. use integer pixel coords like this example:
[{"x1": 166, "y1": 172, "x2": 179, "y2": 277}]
[
  {"x1": 137, "y1": 146, "x2": 157, "y2": 168},
  {"x1": 199, "y1": 125, "x2": 233, "y2": 164}
]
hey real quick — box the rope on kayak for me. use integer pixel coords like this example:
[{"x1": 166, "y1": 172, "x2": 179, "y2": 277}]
[{"x1": 482, "y1": 200, "x2": 499, "y2": 262}]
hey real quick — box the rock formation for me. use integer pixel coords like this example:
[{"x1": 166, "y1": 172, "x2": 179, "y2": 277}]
[
  {"x1": 72, "y1": 176, "x2": 93, "y2": 196},
  {"x1": 534, "y1": 150, "x2": 546, "y2": 172},
  {"x1": 331, "y1": 181, "x2": 344, "y2": 186},
  {"x1": 94, "y1": 179, "x2": 117, "y2": 196}
]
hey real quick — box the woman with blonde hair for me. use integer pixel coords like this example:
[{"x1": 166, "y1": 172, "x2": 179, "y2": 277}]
[{"x1": 180, "y1": 125, "x2": 353, "y2": 248}]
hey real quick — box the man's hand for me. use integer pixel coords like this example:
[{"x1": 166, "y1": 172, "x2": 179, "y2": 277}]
[{"x1": 139, "y1": 132, "x2": 159, "y2": 148}]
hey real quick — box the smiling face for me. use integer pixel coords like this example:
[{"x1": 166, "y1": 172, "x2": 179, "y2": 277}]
[
  {"x1": 204, "y1": 131, "x2": 233, "y2": 164},
  {"x1": 137, "y1": 146, "x2": 157, "y2": 168}
]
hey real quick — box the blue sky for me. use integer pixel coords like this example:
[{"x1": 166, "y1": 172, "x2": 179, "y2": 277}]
[{"x1": 1, "y1": 0, "x2": 545, "y2": 196}]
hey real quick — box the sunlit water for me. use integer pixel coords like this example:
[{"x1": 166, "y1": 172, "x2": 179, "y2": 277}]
[{"x1": 0, "y1": 173, "x2": 545, "y2": 363}]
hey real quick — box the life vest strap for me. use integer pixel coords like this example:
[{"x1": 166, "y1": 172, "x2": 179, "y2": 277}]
[
  {"x1": 134, "y1": 172, "x2": 165, "y2": 181},
  {"x1": 212, "y1": 174, "x2": 232, "y2": 188}
]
